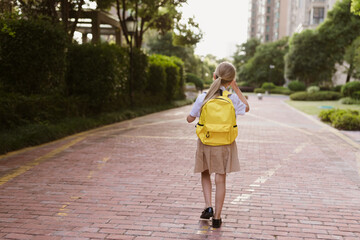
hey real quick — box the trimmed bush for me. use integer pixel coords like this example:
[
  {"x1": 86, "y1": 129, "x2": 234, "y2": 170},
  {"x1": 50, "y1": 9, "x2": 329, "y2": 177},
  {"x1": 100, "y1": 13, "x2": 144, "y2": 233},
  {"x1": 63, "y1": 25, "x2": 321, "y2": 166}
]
[
  {"x1": 331, "y1": 85, "x2": 343, "y2": 92},
  {"x1": 288, "y1": 80, "x2": 306, "y2": 92},
  {"x1": 271, "y1": 87, "x2": 293, "y2": 95},
  {"x1": 0, "y1": 18, "x2": 67, "y2": 95},
  {"x1": 339, "y1": 97, "x2": 360, "y2": 105},
  {"x1": 239, "y1": 86, "x2": 255, "y2": 92},
  {"x1": 318, "y1": 109, "x2": 336, "y2": 122},
  {"x1": 353, "y1": 91, "x2": 360, "y2": 100},
  {"x1": 66, "y1": 43, "x2": 129, "y2": 113},
  {"x1": 261, "y1": 82, "x2": 276, "y2": 90},
  {"x1": 147, "y1": 54, "x2": 182, "y2": 101},
  {"x1": 331, "y1": 113, "x2": 360, "y2": 130},
  {"x1": 171, "y1": 56, "x2": 185, "y2": 100},
  {"x1": 319, "y1": 109, "x2": 360, "y2": 130},
  {"x1": 186, "y1": 73, "x2": 204, "y2": 91},
  {"x1": 290, "y1": 91, "x2": 341, "y2": 101},
  {"x1": 307, "y1": 86, "x2": 320, "y2": 94},
  {"x1": 341, "y1": 81, "x2": 360, "y2": 97},
  {"x1": 254, "y1": 88, "x2": 266, "y2": 93}
]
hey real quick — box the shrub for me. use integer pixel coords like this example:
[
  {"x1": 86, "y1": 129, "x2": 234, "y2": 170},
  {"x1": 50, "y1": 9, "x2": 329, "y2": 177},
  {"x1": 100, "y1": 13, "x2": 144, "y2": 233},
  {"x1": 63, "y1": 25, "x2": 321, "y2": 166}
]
[
  {"x1": 331, "y1": 85, "x2": 343, "y2": 92},
  {"x1": 261, "y1": 82, "x2": 276, "y2": 90},
  {"x1": 271, "y1": 87, "x2": 293, "y2": 95},
  {"x1": 339, "y1": 97, "x2": 360, "y2": 105},
  {"x1": 0, "y1": 18, "x2": 67, "y2": 95},
  {"x1": 341, "y1": 81, "x2": 360, "y2": 97},
  {"x1": 171, "y1": 56, "x2": 185, "y2": 100},
  {"x1": 331, "y1": 113, "x2": 360, "y2": 130},
  {"x1": 254, "y1": 88, "x2": 266, "y2": 93},
  {"x1": 186, "y1": 73, "x2": 204, "y2": 91},
  {"x1": 239, "y1": 86, "x2": 255, "y2": 92},
  {"x1": 307, "y1": 86, "x2": 320, "y2": 94},
  {"x1": 318, "y1": 109, "x2": 360, "y2": 130},
  {"x1": 147, "y1": 56, "x2": 166, "y2": 96},
  {"x1": 132, "y1": 48, "x2": 149, "y2": 93},
  {"x1": 290, "y1": 91, "x2": 341, "y2": 101},
  {"x1": 288, "y1": 80, "x2": 306, "y2": 92},
  {"x1": 353, "y1": 91, "x2": 360, "y2": 100},
  {"x1": 318, "y1": 109, "x2": 336, "y2": 122},
  {"x1": 66, "y1": 43, "x2": 128, "y2": 113}
]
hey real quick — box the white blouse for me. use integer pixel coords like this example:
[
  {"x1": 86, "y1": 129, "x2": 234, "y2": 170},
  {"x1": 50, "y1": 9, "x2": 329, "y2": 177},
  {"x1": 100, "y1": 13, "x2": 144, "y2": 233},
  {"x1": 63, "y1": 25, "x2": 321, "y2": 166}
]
[{"x1": 189, "y1": 86, "x2": 247, "y2": 118}]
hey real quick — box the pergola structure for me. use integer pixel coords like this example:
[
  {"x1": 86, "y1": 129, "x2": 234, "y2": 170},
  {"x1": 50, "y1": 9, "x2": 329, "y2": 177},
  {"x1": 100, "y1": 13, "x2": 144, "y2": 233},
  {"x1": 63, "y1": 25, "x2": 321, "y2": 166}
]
[{"x1": 70, "y1": 10, "x2": 123, "y2": 45}]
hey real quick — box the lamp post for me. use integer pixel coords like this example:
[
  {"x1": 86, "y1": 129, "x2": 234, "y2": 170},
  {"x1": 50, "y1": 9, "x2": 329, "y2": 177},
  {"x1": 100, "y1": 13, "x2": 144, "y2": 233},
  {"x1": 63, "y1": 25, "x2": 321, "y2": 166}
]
[
  {"x1": 125, "y1": 16, "x2": 137, "y2": 107},
  {"x1": 268, "y1": 64, "x2": 275, "y2": 83}
]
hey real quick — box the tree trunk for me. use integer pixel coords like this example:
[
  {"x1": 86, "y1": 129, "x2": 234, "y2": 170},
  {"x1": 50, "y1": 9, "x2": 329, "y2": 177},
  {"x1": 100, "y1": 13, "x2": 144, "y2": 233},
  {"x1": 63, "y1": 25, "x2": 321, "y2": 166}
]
[
  {"x1": 69, "y1": 0, "x2": 85, "y2": 40},
  {"x1": 346, "y1": 62, "x2": 354, "y2": 83}
]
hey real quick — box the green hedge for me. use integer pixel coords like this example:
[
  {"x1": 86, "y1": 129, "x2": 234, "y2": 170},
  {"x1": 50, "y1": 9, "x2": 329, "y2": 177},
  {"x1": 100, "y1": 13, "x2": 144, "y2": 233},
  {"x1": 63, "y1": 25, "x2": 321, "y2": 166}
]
[
  {"x1": 147, "y1": 54, "x2": 183, "y2": 101},
  {"x1": 186, "y1": 73, "x2": 204, "y2": 90},
  {"x1": 66, "y1": 44, "x2": 129, "y2": 113},
  {"x1": 288, "y1": 80, "x2": 306, "y2": 92},
  {"x1": 341, "y1": 81, "x2": 360, "y2": 98},
  {"x1": 254, "y1": 86, "x2": 292, "y2": 95},
  {"x1": 0, "y1": 18, "x2": 67, "y2": 95},
  {"x1": 319, "y1": 109, "x2": 360, "y2": 130},
  {"x1": 261, "y1": 82, "x2": 276, "y2": 90},
  {"x1": 290, "y1": 91, "x2": 342, "y2": 101}
]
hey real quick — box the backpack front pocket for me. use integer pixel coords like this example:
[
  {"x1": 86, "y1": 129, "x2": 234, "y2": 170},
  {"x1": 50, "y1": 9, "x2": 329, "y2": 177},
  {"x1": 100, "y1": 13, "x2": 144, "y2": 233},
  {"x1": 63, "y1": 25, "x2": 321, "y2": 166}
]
[{"x1": 197, "y1": 123, "x2": 233, "y2": 146}]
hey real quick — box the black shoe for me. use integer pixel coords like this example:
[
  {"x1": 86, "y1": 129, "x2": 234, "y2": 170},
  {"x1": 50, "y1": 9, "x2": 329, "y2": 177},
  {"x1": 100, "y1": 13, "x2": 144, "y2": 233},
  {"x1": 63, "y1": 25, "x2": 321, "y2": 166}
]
[
  {"x1": 200, "y1": 207, "x2": 213, "y2": 219},
  {"x1": 212, "y1": 218, "x2": 222, "y2": 228}
]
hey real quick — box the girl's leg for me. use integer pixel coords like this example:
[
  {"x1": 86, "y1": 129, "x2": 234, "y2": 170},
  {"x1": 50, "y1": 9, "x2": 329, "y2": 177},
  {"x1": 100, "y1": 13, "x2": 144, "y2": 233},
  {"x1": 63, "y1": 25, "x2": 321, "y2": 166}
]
[
  {"x1": 214, "y1": 173, "x2": 226, "y2": 219},
  {"x1": 201, "y1": 170, "x2": 212, "y2": 208}
]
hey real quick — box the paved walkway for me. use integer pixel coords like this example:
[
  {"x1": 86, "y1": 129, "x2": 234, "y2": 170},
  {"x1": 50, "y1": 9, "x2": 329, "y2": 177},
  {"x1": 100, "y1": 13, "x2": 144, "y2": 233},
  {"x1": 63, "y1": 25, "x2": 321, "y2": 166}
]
[{"x1": 0, "y1": 95, "x2": 359, "y2": 240}]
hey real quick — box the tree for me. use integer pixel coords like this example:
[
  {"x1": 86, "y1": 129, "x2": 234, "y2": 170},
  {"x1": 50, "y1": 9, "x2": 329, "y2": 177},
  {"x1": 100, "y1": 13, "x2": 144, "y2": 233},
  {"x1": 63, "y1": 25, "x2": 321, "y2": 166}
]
[
  {"x1": 109, "y1": 0, "x2": 202, "y2": 48},
  {"x1": 344, "y1": 37, "x2": 360, "y2": 82},
  {"x1": 351, "y1": 0, "x2": 360, "y2": 15},
  {"x1": 239, "y1": 37, "x2": 289, "y2": 87},
  {"x1": 285, "y1": 0, "x2": 360, "y2": 85},
  {"x1": 233, "y1": 38, "x2": 260, "y2": 71},
  {"x1": 285, "y1": 30, "x2": 331, "y2": 85}
]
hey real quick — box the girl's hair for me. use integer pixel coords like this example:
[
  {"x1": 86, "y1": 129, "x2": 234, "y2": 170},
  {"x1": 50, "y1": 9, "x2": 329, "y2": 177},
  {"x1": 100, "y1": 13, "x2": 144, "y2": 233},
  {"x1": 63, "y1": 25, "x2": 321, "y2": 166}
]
[{"x1": 202, "y1": 62, "x2": 236, "y2": 107}]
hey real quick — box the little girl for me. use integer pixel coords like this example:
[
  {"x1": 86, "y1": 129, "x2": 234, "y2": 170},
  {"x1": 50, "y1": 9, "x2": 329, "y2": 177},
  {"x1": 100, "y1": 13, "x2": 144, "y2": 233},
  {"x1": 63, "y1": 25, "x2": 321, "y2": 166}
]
[{"x1": 186, "y1": 62, "x2": 250, "y2": 228}]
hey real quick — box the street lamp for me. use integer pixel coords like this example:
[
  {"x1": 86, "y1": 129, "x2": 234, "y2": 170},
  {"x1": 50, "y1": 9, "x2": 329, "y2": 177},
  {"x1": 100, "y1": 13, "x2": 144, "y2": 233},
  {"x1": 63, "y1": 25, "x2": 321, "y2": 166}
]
[
  {"x1": 125, "y1": 16, "x2": 137, "y2": 107},
  {"x1": 268, "y1": 64, "x2": 275, "y2": 82}
]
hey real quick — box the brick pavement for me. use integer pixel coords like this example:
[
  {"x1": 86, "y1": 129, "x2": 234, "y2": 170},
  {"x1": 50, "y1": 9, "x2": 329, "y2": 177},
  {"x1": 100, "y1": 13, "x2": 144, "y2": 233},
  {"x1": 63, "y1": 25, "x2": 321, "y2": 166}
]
[{"x1": 0, "y1": 95, "x2": 359, "y2": 240}]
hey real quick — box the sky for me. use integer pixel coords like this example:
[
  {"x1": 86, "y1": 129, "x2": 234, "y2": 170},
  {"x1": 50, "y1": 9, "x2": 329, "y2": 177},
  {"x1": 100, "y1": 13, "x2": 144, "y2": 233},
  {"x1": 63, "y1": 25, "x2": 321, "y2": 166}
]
[{"x1": 179, "y1": 0, "x2": 250, "y2": 59}]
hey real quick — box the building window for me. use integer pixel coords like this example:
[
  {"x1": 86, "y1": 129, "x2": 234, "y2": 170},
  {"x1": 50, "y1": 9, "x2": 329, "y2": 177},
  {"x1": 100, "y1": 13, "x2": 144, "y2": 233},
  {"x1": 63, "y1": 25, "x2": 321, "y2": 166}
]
[
  {"x1": 266, "y1": 25, "x2": 270, "y2": 32},
  {"x1": 267, "y1": 0, "x2": 271, "y2": 4},
  {"x1": 267, "y1": 7, "x2": 271, "y2": 13},
  {"x1": 266, "y1": 35, "x2": 269, "y2": 41},
  {"x1": 266, "y1": 16, "x2": 270, "y2": 23},
  {"x1": 251, "y1": 27, "x2": 255, "y2": 33},
  {"x1": 313, "y1": 7, "x2": 325, "y2": 24}
]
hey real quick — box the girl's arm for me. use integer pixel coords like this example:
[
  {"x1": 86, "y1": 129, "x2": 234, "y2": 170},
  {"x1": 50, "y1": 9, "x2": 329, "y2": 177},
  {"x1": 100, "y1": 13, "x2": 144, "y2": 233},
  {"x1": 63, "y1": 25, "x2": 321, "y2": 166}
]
[
  {"x1": 230, "y1": 80, "x2": 250, "y2": 112},
  {"x1": 187, "y1": 115, "x2": 196, "y2": 123}
]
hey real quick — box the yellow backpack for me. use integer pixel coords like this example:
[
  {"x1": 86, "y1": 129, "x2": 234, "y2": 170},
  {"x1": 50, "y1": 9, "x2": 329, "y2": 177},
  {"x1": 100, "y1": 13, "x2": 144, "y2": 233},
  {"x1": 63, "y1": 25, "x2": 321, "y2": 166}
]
[{"x1": 196, "y1": 90, "x2": 238, "y2": 146}]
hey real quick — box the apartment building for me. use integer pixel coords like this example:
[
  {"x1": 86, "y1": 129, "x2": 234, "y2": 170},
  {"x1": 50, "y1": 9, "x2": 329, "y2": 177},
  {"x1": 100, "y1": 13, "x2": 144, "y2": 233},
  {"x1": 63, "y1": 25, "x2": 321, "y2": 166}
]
[{"x1": 248, "y1": 0, "x2": 338, "y2": 42}]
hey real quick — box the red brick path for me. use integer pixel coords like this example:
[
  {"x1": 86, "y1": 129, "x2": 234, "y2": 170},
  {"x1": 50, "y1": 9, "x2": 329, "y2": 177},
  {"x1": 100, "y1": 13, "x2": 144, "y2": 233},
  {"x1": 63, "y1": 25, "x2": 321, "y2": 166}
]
[{"x1": 0, "y1": 95, "x2": 359, "y2": 240}]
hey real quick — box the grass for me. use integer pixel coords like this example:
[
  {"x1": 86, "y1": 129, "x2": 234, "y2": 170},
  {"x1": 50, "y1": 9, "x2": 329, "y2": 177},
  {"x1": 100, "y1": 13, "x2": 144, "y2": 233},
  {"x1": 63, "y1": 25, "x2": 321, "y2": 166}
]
[
  {"x1": 0, "y1": 99, "x2": 193, "y2": 155},
  {"x1": 285, "y1": 99, "x2": 360, "y2": 115}
]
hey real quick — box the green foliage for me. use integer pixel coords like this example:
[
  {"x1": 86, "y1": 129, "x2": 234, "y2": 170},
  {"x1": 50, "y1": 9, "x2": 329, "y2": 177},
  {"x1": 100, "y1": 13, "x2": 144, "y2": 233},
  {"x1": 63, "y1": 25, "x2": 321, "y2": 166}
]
[
  {"x1": 261, "y1": 82, "x2": 276, "y2": 90},
  {"x1": 233, "y1": 38, "x2": 260, "y2": 71},
  {"x1": 341, "y1": 81, "x2": 360, "y2": 97},
  {"x1": 132, "y1": 48, "x2": 149, "y2": 93},
  {"x1": 353, "y1": 91, "x2": 360, "y2": 100},
  {"x1": 307, "y1": 86, "x2": 320, "y2": 94},
  {"x1": 270, "y1": 87, "x2": 293, "y2": 95},
  {"x1": 285, "y1": 30, "x2": 331, "y2": 85},
  {"x1": 290, "y1": 91, "x2": 342, "y2": 101},
  {"x1": 0, "y1": 99, "x2": 193, "y2": 154},
  {"x1": 66, "y1": 43, "x2": 129, "y2": 113},
  {"x1": 339, "y1": 97, "x2": 360, "y2": 104},
  {"x1": 319, "y1": 108, "x2": 360, "y2": 130},
  {"x1": 318, "y1": 109, "x2": 336, "y2": 122},
  {"x1": 352, "y1": 0, "x2": 360, "y2": 15},
  {"x1": 239, "y1": 37, "x2": 289, "y2": 87},
  {"x1": 254, "y1": 88, "x2": 265, "y2": 93},
  {"x1": 186, "y1": 73, "x2": 204, "y2": 90},
  {"x1": 288, "y1": 81, "x2": 306, "y2": 92},
  {"x1": 331, "y1": 85, "x2": 343, "y2": 92},
  {"x1": 0, "y1": 18, "x2": 67, "y2": 95},
  {"x1": 286, "y1": 0, "x2": 360, "y2": 85},
  {"x1": 147, "y1": 54, "x2": 183, "y2": 101}
]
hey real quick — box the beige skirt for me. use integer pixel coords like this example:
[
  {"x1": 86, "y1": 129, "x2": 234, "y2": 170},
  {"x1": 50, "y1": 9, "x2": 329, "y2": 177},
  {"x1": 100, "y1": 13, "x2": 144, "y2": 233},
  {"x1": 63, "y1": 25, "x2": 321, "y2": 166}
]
[{"x1": 195, "y1": 139, "x2": 240, "y2": 174}]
